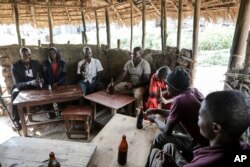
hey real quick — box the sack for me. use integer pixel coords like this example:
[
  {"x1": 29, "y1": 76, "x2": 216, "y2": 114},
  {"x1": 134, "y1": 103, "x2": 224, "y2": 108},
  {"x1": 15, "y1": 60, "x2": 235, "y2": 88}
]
[{"x1": 151, "y1": 150, "x2": 178, "y2": 167}]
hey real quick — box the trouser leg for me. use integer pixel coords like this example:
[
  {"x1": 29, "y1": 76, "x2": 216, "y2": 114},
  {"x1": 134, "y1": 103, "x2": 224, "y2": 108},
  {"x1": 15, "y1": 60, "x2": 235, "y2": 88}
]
[{"x1": 11, "y1": 90, "x2": 20, "y2": 122}]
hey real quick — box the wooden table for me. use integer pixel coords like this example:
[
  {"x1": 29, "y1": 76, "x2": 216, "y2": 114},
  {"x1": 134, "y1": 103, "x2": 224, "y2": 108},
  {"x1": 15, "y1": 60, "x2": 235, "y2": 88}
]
[
  {"x1": 0, "y1": 136, "x2": 96, "y2": 167},
  {"x1": 84, "y1": 90, "x2": 135, "y2": 120},
  {"x1": 13, "y1": 84, "x2": 83, "y2": 137},
  {"x1": 88, "y1": 114, "x2": 157, "y2": 167}
]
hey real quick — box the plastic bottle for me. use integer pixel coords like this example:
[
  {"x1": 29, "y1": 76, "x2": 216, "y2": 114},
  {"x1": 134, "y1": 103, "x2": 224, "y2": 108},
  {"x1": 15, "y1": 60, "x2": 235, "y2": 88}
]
[
  {"x1": 118, "y1": 135, "x2": 128, "y2": 165},
  {"x1": 48, "y1": 152, "x2": 60, "y2": 167}
]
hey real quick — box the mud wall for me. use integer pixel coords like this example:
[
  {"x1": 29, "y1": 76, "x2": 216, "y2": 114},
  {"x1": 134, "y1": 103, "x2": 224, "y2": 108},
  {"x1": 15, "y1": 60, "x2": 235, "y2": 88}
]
[{"x1": 0, "y1": 44, "x2": 192, "y2": 93}]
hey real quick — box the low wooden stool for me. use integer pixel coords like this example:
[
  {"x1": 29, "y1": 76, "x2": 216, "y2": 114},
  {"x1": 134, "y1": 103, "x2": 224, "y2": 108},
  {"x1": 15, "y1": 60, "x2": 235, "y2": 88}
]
[{"x1": 61, "y1": 105, "x2": 92, "y2": 139}]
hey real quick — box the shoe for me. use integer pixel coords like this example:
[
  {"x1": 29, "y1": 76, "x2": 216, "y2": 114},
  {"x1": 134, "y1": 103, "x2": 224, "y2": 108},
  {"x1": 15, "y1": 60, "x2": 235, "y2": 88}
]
[
  {"x1": 13, "y1": 121, "x2": 22, "y2": 131},
  {"x1": 46, "y1": 112, "x2": 56, "y2": 119}
]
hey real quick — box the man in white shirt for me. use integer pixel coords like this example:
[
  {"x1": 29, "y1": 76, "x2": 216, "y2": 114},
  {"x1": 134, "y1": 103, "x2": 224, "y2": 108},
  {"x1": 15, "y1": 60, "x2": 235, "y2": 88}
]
[
  {"x1": 77, "y1": 46, "x2": 103, "y2": 95},
  {"x1": 107, "y1": 46, "x2": 151, "y2": 110}
]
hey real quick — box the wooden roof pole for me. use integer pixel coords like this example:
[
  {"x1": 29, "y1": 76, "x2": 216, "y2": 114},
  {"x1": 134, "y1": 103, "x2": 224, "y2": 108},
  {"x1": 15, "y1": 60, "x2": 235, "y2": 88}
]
[
  {"x1": 80, "y1": 0, "x2": 87, "y2": 44},
  {"x1": 63, "y1": 0, "x2": 71, "y2": 23},
  {"x1": 228, "y1": 0, "x2": 250, "y2": 70},
  {"x1": 177, "y1": 0, "x2": 183, "y2": 51},
  {"x1": 47, "y1": 0, "x2": 53, "y2": 45},
  {"x1": 148, "y1": 0, "x2": 160, "y2": 16},
  {"x1": 191, "y1": 0, "x2": 201, "y2": 85},
  {"x1": 163, "y1": 0, "x2": 167, "y2": 48},
  {"x1": 130, "y1": 0, "x2": 133, "y2": 52},
  {"x1": 142, "y1": 0, "x2": 146, "y2": 49},
  {"x1": 14, "y1": 0, "x2": 21, "y2": 46},
  {"x1": 105, "y1": 7, "x2": 111, "y2": 49},
  {"x1": 29, "y1": 0, "x2": 37, "y2": 28},
  {"x1": 95, "y1": 10, "x2": 100, "y2": 46}
]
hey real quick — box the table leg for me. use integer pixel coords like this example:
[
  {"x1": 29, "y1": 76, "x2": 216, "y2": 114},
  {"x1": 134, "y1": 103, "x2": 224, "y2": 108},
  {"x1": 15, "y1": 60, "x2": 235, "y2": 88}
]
[
  {"x1": 128, "y1": 102, "x2": 132, "y2": 116},
  {"x1": 27, "y1": 107, "x2": 32, "y2": 122},
  {"x1": 18, "y1": 105, "x2": 27, "y2": 137},
  {"x1": 111, "y1": 109, "x2": 117, "y2": 116},
  {"x1": 92, "y1": 102, "x2": 97, "y2": 120}
]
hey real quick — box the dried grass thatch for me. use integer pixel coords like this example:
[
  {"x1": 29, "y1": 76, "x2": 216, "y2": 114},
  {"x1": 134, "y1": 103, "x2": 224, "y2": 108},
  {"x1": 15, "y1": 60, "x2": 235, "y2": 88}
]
[{"x1": 0, "y1": 0, "x2": 240, "y2": 27}]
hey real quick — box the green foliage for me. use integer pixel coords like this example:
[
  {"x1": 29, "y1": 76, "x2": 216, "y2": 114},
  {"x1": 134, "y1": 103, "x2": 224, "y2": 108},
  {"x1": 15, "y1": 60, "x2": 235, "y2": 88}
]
[{"x1": 197, "y1": 49, "x2": 230, "y2": 66}]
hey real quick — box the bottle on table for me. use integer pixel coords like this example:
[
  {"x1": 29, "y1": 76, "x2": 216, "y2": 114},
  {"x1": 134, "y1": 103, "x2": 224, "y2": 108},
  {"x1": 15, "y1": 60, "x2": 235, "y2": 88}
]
[
  {"x1": 48, "y1": 84, "x2": 52, "y2": 91},
  {"x1": 118, "y1": 135, "x2": 128, "y2": 165},
  {"x1": 109, "y1": 77, "x2": 115, "y2": 95},
  {"x1": 36, "y1": 72, "x2": 43, "y2": 89},
  {"x1": 48, "y1": 152, "x2": 60, "y2": 167},
  {"x1": 136, "y1": 107, "x2": 143, "y2": 129}
]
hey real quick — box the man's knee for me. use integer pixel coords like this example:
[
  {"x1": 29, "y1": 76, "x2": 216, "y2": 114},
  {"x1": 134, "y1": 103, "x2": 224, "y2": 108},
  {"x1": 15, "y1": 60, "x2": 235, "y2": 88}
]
[{"x1": 133, "y1": 87, "x2": 144, "y2": 99}]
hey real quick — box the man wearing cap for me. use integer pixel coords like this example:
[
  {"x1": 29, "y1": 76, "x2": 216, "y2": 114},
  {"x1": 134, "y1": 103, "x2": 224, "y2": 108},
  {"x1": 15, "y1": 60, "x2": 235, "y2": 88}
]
[
  {"x1": 11, "y1": 47, "x2": 44, "y2": 130},
  {"x1": 107, "y1": 46, "x2": 151, "y2": 110},
  {"x1": 77, "y1": 46, "x2": 103, "y2": 96},
  {"x1": 146, "y1": 67, "x2": 208, "y2": 159}
]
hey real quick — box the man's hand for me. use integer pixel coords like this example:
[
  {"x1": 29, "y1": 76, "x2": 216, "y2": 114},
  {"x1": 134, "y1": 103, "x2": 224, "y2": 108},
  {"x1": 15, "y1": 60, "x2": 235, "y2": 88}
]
[
  {"x1": 159, "y1": 96, "x2": 173, "y2": 105},
  {"x1": 125, "y1": 82, "x2": 135, "y2": 90},
  {"x1": 148, "y1": 114, "x2": 157, "y2": 123}
]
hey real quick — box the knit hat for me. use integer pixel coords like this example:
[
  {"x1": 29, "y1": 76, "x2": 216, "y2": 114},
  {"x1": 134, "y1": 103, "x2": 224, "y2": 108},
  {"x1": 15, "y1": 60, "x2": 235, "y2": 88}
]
[{"x1": 166, "y1": 67, "x2": 190, "y2": 91}]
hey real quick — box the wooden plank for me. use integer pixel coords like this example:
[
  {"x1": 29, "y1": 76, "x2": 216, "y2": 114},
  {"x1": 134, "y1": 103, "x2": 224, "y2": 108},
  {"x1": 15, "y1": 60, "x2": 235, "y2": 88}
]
[
  {"x1": 89, "y1": 114, "x2": 157, "y2": 167},
  {"x1": 177, "y1": 0, "x2": 183, "y2": 51},
  {"x1": 148, "y1": 0, "x2": 160, "y2": 15},
  {"x1": 0, "y1": 137, "x2": 96, "y2": 167},
  {"x1": 191, "y1": 0, "x2": 201, "y2": 85},
  {"x1": 14, "y1": 0, "x2": 21, "y2": 46},
  {"x1": 47, "y1": 0, "x2": 53, "y2": 45}
]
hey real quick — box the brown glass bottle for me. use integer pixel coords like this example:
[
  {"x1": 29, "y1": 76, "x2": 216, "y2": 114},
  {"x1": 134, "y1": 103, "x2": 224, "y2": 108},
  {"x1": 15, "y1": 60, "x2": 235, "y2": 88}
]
[
  {"x1": 109, "y1": 78, "x2": 115, "y2": 95},
  {"x1": 118, "y1": 135, "x2": 128, "y2": 165},
  {"x1": 48, "y1": 152, "x2": 60, "y2": 167},
  {"x1": 136, "y1": 108, "x2": 143, "y2": 129}
]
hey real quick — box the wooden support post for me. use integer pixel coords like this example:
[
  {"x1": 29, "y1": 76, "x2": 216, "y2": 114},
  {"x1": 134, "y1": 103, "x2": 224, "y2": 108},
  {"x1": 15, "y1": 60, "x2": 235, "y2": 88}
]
[
  {"x1": 177, "y1": 0, "x2": 183, "y2": 51},
  {"x1": 95, "y1": 10, "x2": 100, "y2": 46},
  {"x1": 14, "y1": 0, "x2": 21, "y2": 46},
  {"x1": 82, "y1": 31, "x2": 85, "y2": 44},
  {"x1": 81, "y1": 10, "x2": 87, "y2": 44},
  {"x1": 244, "y1": 32, "x2": 250, "y2": 69},
  {"x1": 47, "y1": 1, "x2": 53, "y2": 45},
  {"x1": 142, "y1": 0, "x2": 146, "y2": 49},
  {"x1": 105, "y1": 8, "x2": 111, "y2": 49},
  {"x1": 38, "y1": 40, "x2": 41, "y2": 47},
  {"x1": 228, "y1": 0, "x2": 250, "y2": 70},
  {"x1": 117, "y1": 39, "x2": 120, "y2": 49},
  {"x1": 130, "y1": 0, "x2": 133, "y2": 52},
  {"x1": 191, "y1": 0, "x2": 201, "y2": 85},
  {"x1": 21, "y1": 39, "x2": 25, "y2": 46},
  {"x1": 163, "y1": 0, "x2": 167, "y2": 48}
]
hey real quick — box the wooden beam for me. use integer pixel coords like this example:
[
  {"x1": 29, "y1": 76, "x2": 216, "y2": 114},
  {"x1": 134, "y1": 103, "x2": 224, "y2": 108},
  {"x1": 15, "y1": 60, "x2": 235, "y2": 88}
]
[
  {"x1": 169, "y1": 0, "x2": 178, "y2": 11},
  {"x1": 63, "y1": 0, "x2": 71, "y2": 23},
  {"x1": 177, "y1": 0, "x2": 183, "y2": 51},
  {"x1": 29, "y1": 3, "x2": 37, "y2": 28},
  {"x1": 80, "y1": 0, "x2": 87, "y2": 44},
  {"x1": 14, "y1": 0, "x2": 21, "y2": 46},
  {"x1": 229, "y1": 0, "x2": 250, "y2": 69},
  {"x1": 95, "y1": 10, "x2": 100, "y2": 46},
  {"x1": 142, "y1": 0, "x2": 146, "y2": 49},
  {"x1": 105, "y1": 7, "x2": 111, "y2": 49},
  {"x1": 191, "y1": 0, "x2": 201, "y2": 85},
  {"x1": 161, "y1": 0, "x2": 164, "y2": 51},
  {"x1": 47, "y1": 0, "x2": 53, "y2": 45},
  {"x1": 163, "y1": 0, "x2": 167, "y2": 48},
  {"x1": 148, "y1": 0, "x2": 160, "y2": 16},
  {"x1": 131, "y1": 1, "x2": 142, "y2": 15},
  {"x1": 130, "y1": 0, "x2": 133, "y2": 52},
  {"x1": 103, "y1": 1, "x2": 124, "y2": 25}
]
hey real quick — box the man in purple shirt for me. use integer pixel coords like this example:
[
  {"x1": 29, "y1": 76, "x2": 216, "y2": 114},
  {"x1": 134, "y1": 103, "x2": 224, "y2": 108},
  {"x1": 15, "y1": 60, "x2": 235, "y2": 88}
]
[
  {"x1": 146, "y1": 67, "x2": 208, "y2": 160},
  {"x1": 148, "y1": 90, "x2": 250, "y2": 167}
]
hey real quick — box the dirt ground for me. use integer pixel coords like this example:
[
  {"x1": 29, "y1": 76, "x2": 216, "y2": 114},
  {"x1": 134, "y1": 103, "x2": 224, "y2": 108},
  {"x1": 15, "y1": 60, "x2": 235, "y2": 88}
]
[{"x1": 0, "y1": 66, "x2": 228, "y2": 144}]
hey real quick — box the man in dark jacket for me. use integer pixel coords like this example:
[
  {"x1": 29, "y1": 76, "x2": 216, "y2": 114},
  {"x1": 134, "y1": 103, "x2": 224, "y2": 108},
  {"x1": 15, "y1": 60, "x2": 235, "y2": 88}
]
[
  {"x1": 42, "y1": 47, "x2": 66, "y2": 88},
  {"x1": 11, "y1": 47, "x2": 43, "y2": 130}
]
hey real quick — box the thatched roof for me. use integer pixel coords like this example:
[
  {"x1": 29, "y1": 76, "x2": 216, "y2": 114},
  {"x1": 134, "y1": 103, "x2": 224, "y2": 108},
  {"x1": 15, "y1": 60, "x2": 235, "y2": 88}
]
[{"x1": 0, "y1": 0, "x2": 239, "y2": 27}]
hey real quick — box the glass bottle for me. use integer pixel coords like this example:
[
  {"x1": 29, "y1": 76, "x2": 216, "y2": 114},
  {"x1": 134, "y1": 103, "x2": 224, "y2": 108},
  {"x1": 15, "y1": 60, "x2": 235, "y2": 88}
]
[
  {"x1": 118, "y1": 135, "x2": 128, "y2": 165},
  {"x1": 136, "y1": 108, "x2": 143, "y2": 129},
  {"x1": 48, "y1": 152, "x2": 60, "y2": 167},
  {"x1": 37, "y1": 72, "x2": 43, "y2": 89},
  {"x1": 109, "y1": 77, "x2": 115, "y2": 95}
]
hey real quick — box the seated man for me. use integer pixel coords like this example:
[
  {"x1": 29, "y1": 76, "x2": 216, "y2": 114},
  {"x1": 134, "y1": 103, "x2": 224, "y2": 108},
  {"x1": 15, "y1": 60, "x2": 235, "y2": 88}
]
[
  {"x1": 108, "y1": 46, "x2": 151, "y2": 110},
  {"x1": 42, "y1": 47, "x2": 66, "y2": 88},
  {"x1": 77, "y1": 46, "x2": 103, "y2": 96},
  {"x1": 146, "y1": 67, "x2": 208, "y2": 157},
  {"x1": 145, "y1": 66, "x2": 172, "y2": 110},
  {"x1": 42, "y1": 47, "x2": 66, "y2": 119},
  {"x1": 148, "y1": 90, "x2": 250, "y2": 167},
  {"x1": 11, "y1": 47, "x2": 44, "y2": 130}
]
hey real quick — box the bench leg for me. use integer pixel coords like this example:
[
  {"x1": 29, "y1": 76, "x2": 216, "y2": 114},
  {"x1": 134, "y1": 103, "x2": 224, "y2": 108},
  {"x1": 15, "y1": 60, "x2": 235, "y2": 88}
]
[
  {"x1": 84, "y1": 116, "x2": 90, "y2": 140},
  {"x1": 64, "y1": 119, "x2": 71, "y2": 139}
]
